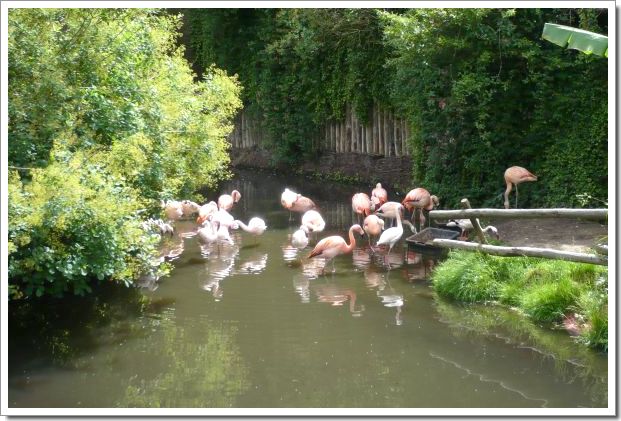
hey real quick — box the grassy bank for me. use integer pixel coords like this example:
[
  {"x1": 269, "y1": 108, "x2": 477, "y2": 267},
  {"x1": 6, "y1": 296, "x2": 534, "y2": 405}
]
[{"x1": 431, "y1": 251, "x2": 608, "y2": 351}]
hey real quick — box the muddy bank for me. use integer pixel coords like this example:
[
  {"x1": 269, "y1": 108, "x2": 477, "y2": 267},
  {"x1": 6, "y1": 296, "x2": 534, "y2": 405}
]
[{"x1": 229, "y1": 147, "x2": 412, "y2": 191}]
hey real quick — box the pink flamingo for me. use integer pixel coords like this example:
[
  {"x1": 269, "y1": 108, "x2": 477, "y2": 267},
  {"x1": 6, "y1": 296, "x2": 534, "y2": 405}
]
[
  {"x1": 375, "y1": 201, "x2": 404, "y2": 228},
  {"x1": 308, "y1": 224, "x2": 365, "y2": 274},
  {"x1": 504, "y1": 166, "x2": 537, "y2": 209},
  {"x1": 371, "y1": 183, "x2": 388, "y2": 210},
  {"x1": 352, "y1": 193, "x2": 372, "y2": 224},
  {"x1": 218, "y1": 190, "x2": 241, "y2": 211},
  {"x1": 363, "y1": 214, "x2": 384, "y2": 248},
  {"x1": 402, "y1": 187, "x2": 439, "y2": 227},
  {"x1": 196, "y1": 201, "x2": 218, "y2": 225}
]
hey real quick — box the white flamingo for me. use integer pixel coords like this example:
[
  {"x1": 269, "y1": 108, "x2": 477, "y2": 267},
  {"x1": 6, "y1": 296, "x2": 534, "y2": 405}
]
[
  {"x1": 375, "y1": 211, "x2": 415, "y2": 267},
  {"x1": 234, "y1": 217, "x2": 267, "y2": 244},
  {"x1": 291, "y1": 225, "x2": 310, "y2": 250}
]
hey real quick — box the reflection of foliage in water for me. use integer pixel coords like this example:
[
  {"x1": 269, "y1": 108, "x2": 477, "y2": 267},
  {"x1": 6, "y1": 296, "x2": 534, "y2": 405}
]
[
  {"x1": 9, "y1": 282, "x2": 149, "y2": 368},
  {"x1": 117, "y1": 319, "x2": 249, "y2": 408},
  {"x1": 433, "y1": 297, "x2": 607, "y2": 407}
]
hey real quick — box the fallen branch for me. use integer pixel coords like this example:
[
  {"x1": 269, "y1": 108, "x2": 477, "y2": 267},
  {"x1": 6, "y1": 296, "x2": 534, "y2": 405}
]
[{"x1": 432, "y1": 239, "x2": 607, "y2": 266}]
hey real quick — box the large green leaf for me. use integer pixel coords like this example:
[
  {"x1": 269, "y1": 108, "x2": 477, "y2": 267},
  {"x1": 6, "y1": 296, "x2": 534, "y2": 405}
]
[{"x1": 542, "y1": 23, "x2": 608, "y2": 57}]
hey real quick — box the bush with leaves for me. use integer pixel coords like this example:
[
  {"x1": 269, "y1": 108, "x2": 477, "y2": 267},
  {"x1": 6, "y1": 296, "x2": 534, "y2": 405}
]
[{"x1": 8, "y1": 9, "x2": 242, "y2": 298}]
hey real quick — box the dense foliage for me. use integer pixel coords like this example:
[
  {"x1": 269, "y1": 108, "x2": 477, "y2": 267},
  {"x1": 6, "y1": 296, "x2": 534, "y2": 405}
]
[
  {"x1": 432, "y1": 251, "x2": 608, "y2": 350},
  {"x1": 8, "y1": 9, "x2": 242, "y2": 298},
  {"x1": 183, "y1": 8, "x2": 607, "y2": 207}
]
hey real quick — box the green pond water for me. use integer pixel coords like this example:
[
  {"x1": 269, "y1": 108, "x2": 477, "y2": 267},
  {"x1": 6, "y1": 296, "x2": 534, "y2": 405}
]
[{"x1": 8, "y1": 169, "x2": 608, "y2": 409}]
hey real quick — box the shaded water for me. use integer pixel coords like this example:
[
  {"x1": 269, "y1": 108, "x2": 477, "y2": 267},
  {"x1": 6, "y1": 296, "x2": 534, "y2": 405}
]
[{"x1": 9, "y1": 169, "x2": 608, "y2": 409}]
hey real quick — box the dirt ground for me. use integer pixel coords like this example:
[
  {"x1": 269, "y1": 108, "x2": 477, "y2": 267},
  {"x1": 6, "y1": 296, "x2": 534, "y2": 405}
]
[{"x1": 488, "y1": 218, "x2": 608, "y2": 253}]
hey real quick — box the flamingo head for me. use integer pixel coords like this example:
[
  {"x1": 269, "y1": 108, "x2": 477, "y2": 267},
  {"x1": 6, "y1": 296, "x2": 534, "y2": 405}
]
[
  {"x1": 376, "y1": 183, "x2": 382, "y2": 189},
  {"x1": 431, "y1": 195, "x2": 440, "y2": 207},
  {"x1": 232, "y1": 190, "x2": 241, "y2": 203},
  {"x1": 351, "y1": 224, "x2": 365, "y2": 237},
  {"x1": 484, "y1": 226, "x2": 500, "y2": 240}
]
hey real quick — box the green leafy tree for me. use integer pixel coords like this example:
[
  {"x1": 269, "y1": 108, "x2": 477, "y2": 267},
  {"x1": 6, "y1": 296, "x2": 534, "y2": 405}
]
[{"x1": 8, "y1": 9, "x2": 242, "y2": 298}]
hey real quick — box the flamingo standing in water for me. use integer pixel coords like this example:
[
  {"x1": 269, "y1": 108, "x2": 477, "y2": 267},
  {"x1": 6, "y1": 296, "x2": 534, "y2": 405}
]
[
  {"x1": 309, "y1": 224, "x2": 365, "y2": 274},
  {"x1": 371, "y1": 183, "x2": 388, "y2": 211},
  {"x1": 352, "y1": 193, "x2": 372, "y2": 224},
  {"x1": 402, "y1": 187, "x2": 439, "y2": 228},
  {"x1": 234, "y1": 217, "x2": 267, "y2": 244},
  {"x1": 162, "y1": 200, "x2": 183, "y2": 221},
  {"x1": 301, "y1": 209, "x2": 325, "y2": 241},
  {"x1": 196, "y1": 201, "x2": 218, "y2": 225},
  {"x1": 291, "y1": 225, "x2": 310, "y2": 250},
  {"x1": 363, "y1": 214, "x2": 384, "y2": 248},
  {"x1": 282, "y1": 188, "x2": 317, "y2": 220},
  {"x1": 181, "y1": 200, "x2": 201, "y2": 218},
  {"x1": 504, "y1": 166, "x2": 537, "y2": 209},
  {"x1": 376, "y1": 210, "x2": 415, "y2": 267},
  {"x1": 375, "y1": 201, "x2": 404, "y2": 228},
  {"x1": 218, "y1": 190, "x2": 241, "y2": 211},
  {"x1": 197, "y1": 220, "x2": 218, "y2": 245}
]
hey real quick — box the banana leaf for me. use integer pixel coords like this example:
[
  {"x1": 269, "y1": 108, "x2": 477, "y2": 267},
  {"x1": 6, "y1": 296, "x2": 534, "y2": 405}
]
[{"x1": 542, "y1": 23, "x2": 608, "y2": 57}]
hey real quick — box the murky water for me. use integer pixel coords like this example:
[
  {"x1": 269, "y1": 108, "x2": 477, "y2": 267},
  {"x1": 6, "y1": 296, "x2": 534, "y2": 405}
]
[{"x1": 8, "y1": 169, "x2": 608, "y2": 408}]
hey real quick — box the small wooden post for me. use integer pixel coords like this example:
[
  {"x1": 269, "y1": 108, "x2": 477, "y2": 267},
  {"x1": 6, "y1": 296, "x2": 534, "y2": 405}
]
[{"x1": 461, "y1": 198, "x2": 487, "y2": 244}]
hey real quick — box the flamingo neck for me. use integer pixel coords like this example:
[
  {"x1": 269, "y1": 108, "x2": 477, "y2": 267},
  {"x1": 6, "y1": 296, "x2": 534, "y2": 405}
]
[
  {"x1": 345, "y1": 227, "x2": 357, "y2": 252},
  {"x1": 235, "y1": 220, "x2": 250, "y2": 232},
  {"x1": 395, "y1": 211, "x2": 402, "y2": 229}
]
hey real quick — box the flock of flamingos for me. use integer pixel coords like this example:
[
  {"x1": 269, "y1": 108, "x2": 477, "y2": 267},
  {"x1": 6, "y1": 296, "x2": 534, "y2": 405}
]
[{"x1": 153, "y1": 166, "x2": 537, "y2": 274}]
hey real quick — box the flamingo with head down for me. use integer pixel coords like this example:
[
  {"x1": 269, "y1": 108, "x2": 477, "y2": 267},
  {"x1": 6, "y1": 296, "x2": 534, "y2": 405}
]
[
  {"x1": 402, "y1": 187, "x2": 439, "y2": 228},
  {"x1": 503, "y1": 166, "x2": 537, "y2": 209},
  {"x1": 352, "y1": 193, "x2": 372, "y2": 225},
  {"x1": 363, "y1": 214, "x2": 384, "y2": 248},
  {"x1": 371, "y1": 183, "x2": 388, "y2": 211},
  {"x1": 308, "y1": 224, "x2": 365, "y2": 274}
]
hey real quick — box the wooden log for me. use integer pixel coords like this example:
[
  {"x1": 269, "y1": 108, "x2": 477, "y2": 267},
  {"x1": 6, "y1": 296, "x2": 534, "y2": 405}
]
[
  {"x1": 461, "y1": 199, "x2": 487, "y2": 244},
  {"x1": 432, "y1": 239, "x2": 607, "y2": 266},
  {"x1": 430, "y1": 208, "x2": 608, "y2": 221}
]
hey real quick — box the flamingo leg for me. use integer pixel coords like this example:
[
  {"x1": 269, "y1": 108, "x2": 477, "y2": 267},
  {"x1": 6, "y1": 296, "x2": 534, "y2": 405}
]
[
  {"x1": 515, "y1": 184, "x2": 519, "y2": 208},
  {"x1": 331, "y1": 259, "x2": 336, "y2": 273},
  {"x1": 504, "y1": 182, "x2": 513, "y2": 209}
]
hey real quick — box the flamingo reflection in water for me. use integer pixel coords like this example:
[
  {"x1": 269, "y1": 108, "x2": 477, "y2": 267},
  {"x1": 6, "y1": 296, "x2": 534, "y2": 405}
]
[
  {"x1": 198, "y1": 232, "x2": 241, "y2": 300},
  {"x1": 312, "y1": 283, "x2": 365, "y2": 317},
  {"x1": 363, "y1": 267, "x2": 404, "y2": 326},
  {"x1": 234, "y1": 251, "x2": 268, "y2": 275}
]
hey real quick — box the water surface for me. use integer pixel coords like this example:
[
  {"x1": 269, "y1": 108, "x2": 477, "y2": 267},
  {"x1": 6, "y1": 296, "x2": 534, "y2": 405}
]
[{"x1": 8, "y1": 169, "x2": 608, "y2": 409}]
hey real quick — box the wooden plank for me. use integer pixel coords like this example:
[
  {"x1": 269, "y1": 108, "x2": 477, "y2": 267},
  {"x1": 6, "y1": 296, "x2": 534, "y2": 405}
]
[
  {"x1": 430, "y1": 208, "x2": 608, "y2": 221},
  {"x1": 432, "y1": 239, "x2": 607, "y2": 266}
]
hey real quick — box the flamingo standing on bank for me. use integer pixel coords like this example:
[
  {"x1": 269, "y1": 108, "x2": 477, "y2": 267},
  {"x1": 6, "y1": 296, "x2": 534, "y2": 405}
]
[
  {"x1": 352, "y1": 193, "x2": 372, "y2": 224},
  {"x1": 503, "y1": 166, "x2": 537, "y2": 209},
  {"x1": 363, "y1": 214, "x2": 385, "y2": 248},
  {"x1": 234, "y1": 217, "x2": 267, "y2": 244},
  {"x1": 375, "y1": 210, "x2": 415, "y2": 267},
  {"x1": 301, "y1": 209, "x2": 325, "y2": 241},
  {"x1": 371, "y1": 183, "x2": 388, "y2": 211},
  {"x1": 447, "y1": 219, "x2": 500, "y2": 240},
  {"x1": 402, "y1": 188, "x2": 439, "y2": 228},
  {"x1": 218, "y1": 190, "x2": 241, "y2": 211},
  {"x1": 308, "y1": 224, "x2": 365, "y2": 274},
  {"x1": 291, "y1": 225, "x2": 310, "y2": 250}
]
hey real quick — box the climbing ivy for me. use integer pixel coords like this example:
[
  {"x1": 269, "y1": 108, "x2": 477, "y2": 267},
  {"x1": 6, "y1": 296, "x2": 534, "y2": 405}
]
[{"x1": 182, "y1": 8, "x2": 607, "y2": 207}]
